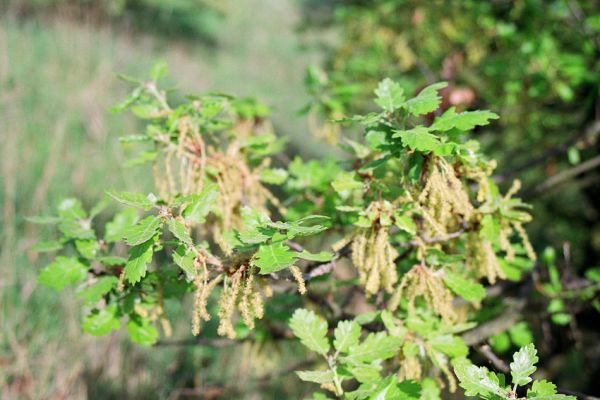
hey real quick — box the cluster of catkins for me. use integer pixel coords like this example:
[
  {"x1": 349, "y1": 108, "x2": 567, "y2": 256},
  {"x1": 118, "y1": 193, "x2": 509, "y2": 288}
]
[
  {"x1": 351, "y1": 226, "x2": 398, "y2": 296},
  {"x1": 191, "y1": 261, "x2": 273, "y2": 339},
  {"x1": 389, "y1": 263, "x2": 456, "y2": 324}
]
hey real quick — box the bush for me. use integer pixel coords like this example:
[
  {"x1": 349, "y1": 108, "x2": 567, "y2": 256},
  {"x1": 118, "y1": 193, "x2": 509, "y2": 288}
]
[{"x1": 29, "y1": 61, "x2": 599, "y2": 398}]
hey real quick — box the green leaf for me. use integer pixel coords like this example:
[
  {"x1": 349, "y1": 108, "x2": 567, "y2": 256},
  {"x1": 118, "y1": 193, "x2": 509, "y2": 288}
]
[
  {"x1": 98, "y1": 256, "x2": 127, "y2": 266},
  {"x1": 31, "y1": 240, "x2": 64, "y2": 252},
  {"x1": 331, "y1": 171, "x2": 363, "y2": 194},
  {"x1": 260, "y1": 168, "x2": 289, "y2": 185},
  {"x1": 527, "y1": 380, "x2": 576, "y2": 399},
  {"x1": 333, "y1": 320, "x2": 361, "y2": 353},
  {"x1": 585, "y1": 267, "x2": 600, "y2": 283},
  {"x1": 428, "y1": 334, "x2": 468, "y2": 357},
  {"x1": 420, "y1": 378, "x2": 441, "y2": 400},
  {"x1": 297, "y1": 250, "x2": 335, "y2": 262},
  {"x1": 374, "y1": 78, "x2": 405, "y2": 112},
  {"x1": 172, "y1": 245, "x2": 196, "y2": 279},
  {"x1": 480, "y1": 214, "x2": 501, "y2": 243},
  {"x1": 182, "y1": 183, "x2": 219, "y2": 223},
  {"x1": 77, "y1": 276, "x2": 118, "y2": 305},
  {"x1": 38, "y1": 256, "x2": 88, "y2": 291},
  {"x1": 453, "y1": 358, "x2": 507, "y2": 397},
  {"x1": 392, "y1": 127, "x2": 441, "y2": 153},
  {"x1": 443, "y1": 272, "x2": 486, "y2": 303},
  {"x1": 289, "y1": 308, "x2": 330, "y2": 355},
  {"x1": 394, "y1": 214, "x2": 416, "y2": 236},
  {"x1": 58, "y1": 219, "x2": 95, "y2": 240},
  {"x1": 430, "y1": 107, "x2": 499, "y2": 132},
  {"x1": 253, "y1": 242, "x2": 297, "y2": 274},
  {"x1": 82, "y1": 305, "x2": 120, "y2": 336},
  {"x1": 57, "y1": 198, "x2": 87, "y2": 219},
  {"x1": 402, "y1": 82, "x2": 447, "y2": 115},
  {"x1": 75, "y1": 239, "x2": 100, "y2": 259},
  {"x1": 126, "y1": 318, "x2": 158, "y2": 346},
  {"x1": 150, "y1": 59, "x2": 168, "y2": 81},
  {"x1": 167, "y1": 218, "x2": 192, "y2": 245},
  {"x1": 124, "y1": 239, "x2": 155, "y2": 285},
  {"x1": 106, "y1": 190, "x2": 155, "y2": 210},
  {"x1": 236, "y1": 207, "x2": 274, "y2": 245},
  {"x1": 510, "y1": 343, "x2": 538, "y2": 387},
  {"x1": 296, "y1": 370, "x2": 335, "y2": 384},
  {"x1": 344, "y1": 332, "x2": 402, "y2": 363},
  {"x1": 105, "y1": 208, "x2": 139, "y2": 243},
  {"x1": 124, "y1": 216, "x2": 163, "y2": 246},
  {"x1": 345, "y1": 362, "x2": 382, "y2": 384}
]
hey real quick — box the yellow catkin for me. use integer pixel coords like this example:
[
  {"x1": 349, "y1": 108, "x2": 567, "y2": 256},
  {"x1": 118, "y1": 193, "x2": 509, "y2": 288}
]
[
  {"x1": 253, "y1": 290, "x2": 265, "y2": 319},
  {"x1": 419, "y1": 158, "x2": 474, "y2": 235},
  {"x1": 289, "y1": 265, "x2": 306, "y2": 295},
  {"x1": 514, "y1": 222, "x2": 537, "y2": 261},
  {"x1": 217, "y1": 270, "x2": 243, "y2": 339},
  {"x1": 467, "y1": 235, "x2": 505, "y2": 284},
  {"x1": 351, "y1": 226, "x2": 398, "y2": 296},
  {"x1": 399, "y1": 355, "x2": 422, "y2": 382},
  {"x1": 240, "y1": 268, "x2": 256, "y2": 329},
  {"x1": 389, "y1": 264, "x2": 456, "y2": 324},
  {"x1": 117, "y1": 270, "x2": 126, "y2": 293}
]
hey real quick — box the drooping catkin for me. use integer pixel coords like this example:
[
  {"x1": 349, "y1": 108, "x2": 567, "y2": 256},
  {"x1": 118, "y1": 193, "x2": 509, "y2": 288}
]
[
  {"x1": 399, "y1": 353, "x2": 422, "y2": 382},
  {"x1": 467, "y1": 235, "x2": 505, "y2": 284},
  {"x1": 218, "y1": 270, "x2": 243, "y2": 339},
  {"x1": 289, "y1": 265, "x2": 306, "y2": 295},
  {"x1": 240, "y1": 268, "x2": 256, "y2": 328},
  {"x1": 117, "y1": 270, "x2": 126, "y2": 293},
  {"x1": 389, "y1": 264, "x2": 457, "y2": 324},
  {"x1": 418, "y1": 158, "x2": 474, "y2": 235},
  {"x1": 351, "y1": 226, "x2": 398, "y2": 296},
  {"x1": 513, "y1": 222, "x2": 536, "y2": 261}
]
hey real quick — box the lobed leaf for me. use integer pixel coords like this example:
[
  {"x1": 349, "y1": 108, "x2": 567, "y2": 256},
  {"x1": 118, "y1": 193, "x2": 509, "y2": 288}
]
[
  {"x1": 38, "y1": 256, "x2": 88, "y2": 291},
  {"x1": 289, "y1": 309, "x2": 330, "y2": 356},
  {"x1": 510, "y1": 343, "x2": 538, "y2": 387}
]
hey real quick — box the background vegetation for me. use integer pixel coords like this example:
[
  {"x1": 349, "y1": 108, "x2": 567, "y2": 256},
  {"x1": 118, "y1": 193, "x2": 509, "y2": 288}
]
[{"x1": 0, "y1": 0, "x2": 598, "y2": 398}]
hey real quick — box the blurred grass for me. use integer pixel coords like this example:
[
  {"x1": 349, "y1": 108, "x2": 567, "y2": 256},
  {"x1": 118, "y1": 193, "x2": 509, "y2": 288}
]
[{"x1": 0, "y1": 1, "x2": 322, "y2": 398}]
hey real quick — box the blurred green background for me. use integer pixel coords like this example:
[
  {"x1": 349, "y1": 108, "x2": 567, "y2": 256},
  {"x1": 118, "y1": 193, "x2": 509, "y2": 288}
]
[{"x1": 1, "y1": 0, "x2": 599, "y2": 398}]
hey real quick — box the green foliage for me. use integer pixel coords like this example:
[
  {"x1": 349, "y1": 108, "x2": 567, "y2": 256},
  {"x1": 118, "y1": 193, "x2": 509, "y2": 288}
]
[
  {"x1": 29, "y1": 63, "x2": 592, "y2": 397},
  {"x1": 454, "y1": 344, "x2": 575, "y2": 399}
]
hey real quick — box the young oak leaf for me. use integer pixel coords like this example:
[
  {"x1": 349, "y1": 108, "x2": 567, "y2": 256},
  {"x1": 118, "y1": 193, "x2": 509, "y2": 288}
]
[
  {"x1": 126, "y1": 318, "x2": 159, "y2": 346},
  {"x1": 443, "y1": 271, "x2": 486, "y2": 304},
  {"x1": 343, "y1": 332, "x2": 402, "y2": 363},
  {"x1": 182, "y1": 183, "x2": 219, "y2": 224},
  {"x1": 124, "y1": 238, "x2": 155, "y2": 285},
  {"x1": 77, "y1": 276, "x2": 119, "y2": 306},
  {"x1": 82, "y1": 304, "x2": 121, "y2": 336},
  {"x1": 297, "y1": 250, "x2": 335, "y2": 262},
  {"x1": 402, "y1": 82, "x2": 447, "y2": 116},
  {"x1": 392, "y1": 127, "x2": 441, "y2": 153},
  {"x1": 167, "y1": 218, "x2": 192, "y2": 246},
  {"x1": 296, "y1": 370, "x2": 335, "y2": 384},
  {"x1": 289, "y1": 308, "x2": 330, "y2": 356},
  {"x1": 124, "y1": 216, "x2": 163, "y2": 246},
  {"x1": 38, "y1": 256, "x2": 88, "y2": 291},
  {"x1": 253, "y1": 242, "x2": 297, "y2": 274},
  {"x1": 527, "y1": 380, "x2": 576, "y2": 399},
  {"x1": 106, "y1": 189, "x2": 155, "y2": 210},
  {"x1": 333, "y1": 320, "x2": 361, "y2": 353},
  {"x1": 510, "y1": 343, "x2": 538, "y2": 387},
  {"x1": 430, "y1": 107, "x2": 499, "y2": 132},
  {"x1": 374, "y1": 78, "x2": 405, "y2": 112},
  {"x1": 452, "y1": 357, "x2": 508, "y2": 397}
]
